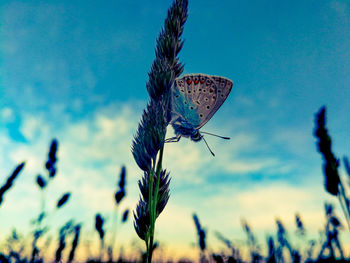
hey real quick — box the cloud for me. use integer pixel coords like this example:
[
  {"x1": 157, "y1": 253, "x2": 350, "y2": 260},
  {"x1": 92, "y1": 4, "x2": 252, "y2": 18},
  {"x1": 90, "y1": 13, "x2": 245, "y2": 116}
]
[
  {"x1": 1, "y1": 99, "x2": 349, "y2": 259},
  {"x1": 19, "y1": 115, "x2": 51, "y2": 142},
  {"x1": 189, "y1": 181, "x2": 350, "y2": 255},
  {"x1": 225, "y1": 158, "x2": 278, "y2": 173},
  {"x1": 235, "y1": 184, "x2": 321, "y2": 228},
  {"x1": 1, "y1": 107, "x2": 15, "y2": 122},
  {"x1": 163, "y1": 117, "x2": 287, "y2": 184},
  {"x1": 195, "y1": 182, "x2": 322, "y2": 230},
  {"x1": 0, "y1": 101, "x2": 260, "y2": 225}
]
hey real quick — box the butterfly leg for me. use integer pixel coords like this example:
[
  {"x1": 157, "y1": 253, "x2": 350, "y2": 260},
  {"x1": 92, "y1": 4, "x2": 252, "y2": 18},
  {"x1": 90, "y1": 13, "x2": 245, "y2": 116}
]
[{"x1": 165, "y1": 135, "x2": 181, "y2": 143}]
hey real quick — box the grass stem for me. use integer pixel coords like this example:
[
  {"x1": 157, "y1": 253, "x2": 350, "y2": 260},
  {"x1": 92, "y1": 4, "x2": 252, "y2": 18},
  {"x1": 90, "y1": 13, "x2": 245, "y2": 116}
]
[{"x1": 146, "y1": 145, "x2": 164, "y2": 263}]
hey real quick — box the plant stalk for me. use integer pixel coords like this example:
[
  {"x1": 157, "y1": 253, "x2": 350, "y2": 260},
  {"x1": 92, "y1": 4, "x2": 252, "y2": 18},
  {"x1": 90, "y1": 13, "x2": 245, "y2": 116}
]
[
  {"x1": 338, "y1": 180, "x2": 350, "y2": 229},
  {"x1": 146, "y1": 145, "x2": 164, "y2": 263}
]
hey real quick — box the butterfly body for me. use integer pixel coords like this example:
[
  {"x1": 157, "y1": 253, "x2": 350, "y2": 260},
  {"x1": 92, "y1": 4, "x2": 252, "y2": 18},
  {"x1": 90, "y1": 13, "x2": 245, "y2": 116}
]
[
  {"x1": 169, "y1": 73, "x2": 233, "y2": 143},
  {"x1": 171, "y1": 115, "x2": 202, "y2": 142}
]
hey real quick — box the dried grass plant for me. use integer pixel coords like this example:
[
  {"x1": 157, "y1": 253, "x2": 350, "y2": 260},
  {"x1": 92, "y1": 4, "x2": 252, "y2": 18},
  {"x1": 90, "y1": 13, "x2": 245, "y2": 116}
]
[
  {"x1": 131, "y1": 0, "x2": 188, "y2": 262},
  {"x1": 314, "y1": 106, "x2": 350, "y2": 228}
]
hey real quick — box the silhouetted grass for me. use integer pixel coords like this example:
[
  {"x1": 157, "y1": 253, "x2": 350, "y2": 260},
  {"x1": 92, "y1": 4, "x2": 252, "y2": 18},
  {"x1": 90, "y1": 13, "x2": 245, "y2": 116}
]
[
  {"x1": 314, "y1": 106, "x2": 350, "y2": 228},
  {"x1": 95, "y1": 213, "x2": 105, "y2": 261},
  {"x1": 0, "y1": 130, "x2": 349, "y2": 262},
  {"x1": 68, "y1": 224, "x2": 81, "y2": 263},
  {"x1": 241, "y1": 219, "x2": 262, "y2": 263},
  {"x1": 0, "y1": 162, "x2": 25, "y2": 206},
  {"x1": 109, "y1": 166, "x2": 128, "y2": 262},
  {"x1": 193, "y1": 213, "x2": 208, "y2": 263}
]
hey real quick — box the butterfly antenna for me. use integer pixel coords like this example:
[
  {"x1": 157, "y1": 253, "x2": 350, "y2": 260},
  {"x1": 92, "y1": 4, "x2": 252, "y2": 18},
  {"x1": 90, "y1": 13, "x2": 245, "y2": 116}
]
[
  {"x1": 201, "y1": 131, "x2": 230, "y2": 140},
  {"x1": 202, "y1": 136, "x2": 215, "y2": 157}
]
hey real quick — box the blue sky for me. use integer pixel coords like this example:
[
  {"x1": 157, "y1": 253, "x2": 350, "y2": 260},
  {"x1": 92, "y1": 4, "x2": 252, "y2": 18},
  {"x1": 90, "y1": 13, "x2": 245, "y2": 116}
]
[{"x1": 1, "y1": 0, "x2": 350, "y2": 261}]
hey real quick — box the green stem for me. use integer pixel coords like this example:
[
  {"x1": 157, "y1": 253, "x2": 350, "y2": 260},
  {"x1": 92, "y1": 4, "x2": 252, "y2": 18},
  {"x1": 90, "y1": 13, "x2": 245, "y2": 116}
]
[
  {"x1": 99, "y1": 238, "x2": 104, "y2": 261},
  {"x1": 109, "y1": 205, "x2": 119, "y2": 261},
  {"x1": 146, "y1": 161, "x2": 155, "y2": 263},
  {"x1": 146, "y1": 145, "x2": 165, "y2": 263},
  {"x1": 154, "y1": 146, "x2": 164, "y2": 215}
]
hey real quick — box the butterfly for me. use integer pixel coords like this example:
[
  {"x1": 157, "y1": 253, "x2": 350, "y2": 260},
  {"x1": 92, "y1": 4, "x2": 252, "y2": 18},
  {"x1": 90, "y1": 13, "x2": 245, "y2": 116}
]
[{"x1": 166, "y1": 73, "x2": 233, "y2": 155}]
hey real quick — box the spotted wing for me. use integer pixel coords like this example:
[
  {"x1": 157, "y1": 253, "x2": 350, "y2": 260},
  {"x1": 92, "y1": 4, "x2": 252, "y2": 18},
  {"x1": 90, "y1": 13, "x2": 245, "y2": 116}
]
[
  {"x1": 172, "y1": 73, "x2": 233, "y2": 129},
  {"x1": 171, "y1": 75, "x2": 202, "y2": 129}
]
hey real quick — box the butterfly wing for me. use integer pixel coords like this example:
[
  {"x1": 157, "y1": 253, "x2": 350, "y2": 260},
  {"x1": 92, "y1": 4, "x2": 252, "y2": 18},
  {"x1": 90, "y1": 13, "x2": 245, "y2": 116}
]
[
  {"x1": 172, "y1": 74, "x2": 233, "y2": 129},
  {"x1": 171, "y1": 76, "x2": 202, "y2": 129}
]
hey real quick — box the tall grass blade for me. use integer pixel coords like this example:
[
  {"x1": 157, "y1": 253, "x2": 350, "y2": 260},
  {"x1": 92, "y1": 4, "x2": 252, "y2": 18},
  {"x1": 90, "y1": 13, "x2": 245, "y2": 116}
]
[{"x1": 0, "y1": 162, "x2": 25, "y2": 206}]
